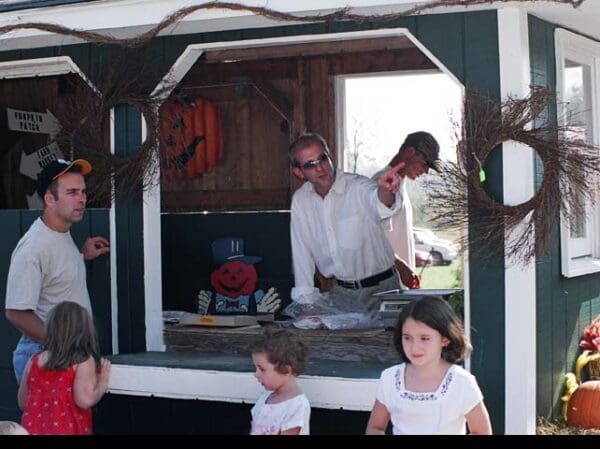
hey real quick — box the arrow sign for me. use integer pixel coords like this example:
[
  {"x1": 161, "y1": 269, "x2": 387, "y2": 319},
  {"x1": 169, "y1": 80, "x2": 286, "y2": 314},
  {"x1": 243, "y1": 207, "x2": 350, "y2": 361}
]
[
  {"x1": 7, "y1": 107, "x2": 61, "y2": 135},
  {"x1": 19, "y1": 142, "x2": 64, "y2": 180},
  {"x1": 26, "y1": 192, "x2": 44, "y2": 210}
]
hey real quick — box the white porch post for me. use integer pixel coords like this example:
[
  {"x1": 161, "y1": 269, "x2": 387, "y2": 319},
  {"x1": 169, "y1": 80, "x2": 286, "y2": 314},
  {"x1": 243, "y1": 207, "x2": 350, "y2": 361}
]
[
  {"x1": 498, "y1": 8, "x2": 536, "y2": 435},
  {"x1": 142, "y1": 116, "x2": 164, "y2": 351}
]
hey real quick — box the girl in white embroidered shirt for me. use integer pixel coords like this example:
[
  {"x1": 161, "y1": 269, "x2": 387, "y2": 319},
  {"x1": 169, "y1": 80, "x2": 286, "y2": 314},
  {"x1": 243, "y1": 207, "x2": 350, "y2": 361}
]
[
  {"x1": 250, "y1": 328, "x2": 311, "y2": 435},
  {"x1": 366, "y1": 296, "x2": 492, "y2": 435}
]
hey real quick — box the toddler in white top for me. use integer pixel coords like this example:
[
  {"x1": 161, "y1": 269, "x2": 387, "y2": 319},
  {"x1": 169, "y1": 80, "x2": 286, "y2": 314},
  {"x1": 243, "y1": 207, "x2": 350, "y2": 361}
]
[
  {"x1": 366, "y1": 296, "x2": 492, "y2": 435},
  {"x1": 250, "y1": 328, "x2": 311, "y2": 435}
]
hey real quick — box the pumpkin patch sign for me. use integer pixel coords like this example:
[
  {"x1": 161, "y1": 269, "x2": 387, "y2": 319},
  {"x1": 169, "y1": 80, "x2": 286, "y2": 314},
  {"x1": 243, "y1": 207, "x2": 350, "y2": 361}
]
[{"x1": 197, "y1": 237, "x2": 281, "y2": 315}]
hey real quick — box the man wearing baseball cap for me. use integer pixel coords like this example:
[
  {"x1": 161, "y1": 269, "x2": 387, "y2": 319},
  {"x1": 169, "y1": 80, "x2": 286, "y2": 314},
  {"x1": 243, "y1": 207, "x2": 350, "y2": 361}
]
[
  {"x1": 5, "y1": 158, "x2": 110, "y2": 385},
  {"x1": 373, "y1": 131, "x2": 442, "y2": 289}
]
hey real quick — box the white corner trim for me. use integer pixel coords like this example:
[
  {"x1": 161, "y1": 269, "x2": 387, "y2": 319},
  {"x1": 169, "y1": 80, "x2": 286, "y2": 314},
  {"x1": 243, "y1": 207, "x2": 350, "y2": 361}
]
[
  {"x1": 109, "y1": 107, "x2": 119, "y2": 355},
  {"x1": 108, "y1": 364, "x2": 378, "y2": 411},
  {"x1": 153, "y1": 27, "x2": 461, "y2": 103},
  {"x1": 498, "y1": 8, "x2": 536, "y2": 436},
  {"x1": 0, "y1": 55, "x2": 97, "y2": 93},
  {"x1": 141, "y1": 114, "x2": 164, "y2": 351},
  {"x1": 0, "y1": 55, "x2": 75, "y2": 78},
  {"x1": 0, "y1": 0, "x2": 435, "y2": 51}
]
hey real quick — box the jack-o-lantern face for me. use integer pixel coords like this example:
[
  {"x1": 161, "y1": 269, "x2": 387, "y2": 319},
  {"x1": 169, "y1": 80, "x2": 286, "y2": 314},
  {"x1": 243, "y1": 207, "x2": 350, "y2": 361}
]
[{"x1": 210, "y1": 261, "x2": 258, "y2": 299}]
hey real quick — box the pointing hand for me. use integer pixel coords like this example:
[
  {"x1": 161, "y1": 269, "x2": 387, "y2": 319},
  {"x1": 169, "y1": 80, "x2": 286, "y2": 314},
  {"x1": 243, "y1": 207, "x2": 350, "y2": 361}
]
[{"x1": 377, "y1": 162, "x2": 405, "y2": 194}]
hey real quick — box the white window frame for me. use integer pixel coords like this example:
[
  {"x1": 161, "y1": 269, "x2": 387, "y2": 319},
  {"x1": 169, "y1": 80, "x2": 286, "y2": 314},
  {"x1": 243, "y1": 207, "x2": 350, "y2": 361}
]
[{"x1": 556, "y1": 29, "x2": 600, "y2": 277}]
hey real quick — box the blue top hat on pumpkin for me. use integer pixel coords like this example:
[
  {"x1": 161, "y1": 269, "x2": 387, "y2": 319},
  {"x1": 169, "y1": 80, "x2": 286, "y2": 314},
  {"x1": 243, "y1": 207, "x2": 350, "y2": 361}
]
[{"x1": 211, "y1": 237, "x2": 262, "y2": 266}]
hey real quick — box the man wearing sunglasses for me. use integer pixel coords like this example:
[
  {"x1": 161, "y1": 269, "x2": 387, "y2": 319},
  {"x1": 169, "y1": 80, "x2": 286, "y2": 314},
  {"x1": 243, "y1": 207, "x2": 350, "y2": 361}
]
[
  {"x1": 374, "y1": 131, "x2": 442, "y2": 290},
  {"x1": 288, "y1": 132, "x2": 405, "y2": 310}
]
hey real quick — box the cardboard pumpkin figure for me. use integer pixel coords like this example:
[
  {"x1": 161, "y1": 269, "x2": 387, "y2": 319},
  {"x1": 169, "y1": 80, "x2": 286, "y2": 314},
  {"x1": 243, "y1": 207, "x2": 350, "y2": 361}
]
[{"x1": 197, "y1": 237, "x2": 281, "y2": 315}]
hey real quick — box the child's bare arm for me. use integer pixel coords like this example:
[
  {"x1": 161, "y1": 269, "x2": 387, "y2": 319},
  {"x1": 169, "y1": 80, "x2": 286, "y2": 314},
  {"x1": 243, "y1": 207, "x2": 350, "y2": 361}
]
[
  {"x1": 466, "y1": 401, "x2": 492, "y2": 435},
  {"x1": 73, "y1": 357, "x2": 111, "y2": 409},
  {"x1": 17, "y1": 359, "x2": 33, "y2": 410},
  {"x1": 365, "y1": 400, "x2": 390, "y2": 435},
  {"x1": 280, "y1": 426, "x2": 301, "y2": 435}
]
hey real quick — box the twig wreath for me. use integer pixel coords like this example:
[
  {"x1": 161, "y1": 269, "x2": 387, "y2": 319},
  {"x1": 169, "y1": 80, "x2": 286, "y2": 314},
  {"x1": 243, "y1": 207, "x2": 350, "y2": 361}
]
[
  {"x1": 51, "y1": 48, "x2": 168, "y2": 205},
  {"x1": 425, "y1": 86, "x2": 600, "y2": 265},
  {"x1": 0, "y1": 0, "x2": 589, "y2": 202}
]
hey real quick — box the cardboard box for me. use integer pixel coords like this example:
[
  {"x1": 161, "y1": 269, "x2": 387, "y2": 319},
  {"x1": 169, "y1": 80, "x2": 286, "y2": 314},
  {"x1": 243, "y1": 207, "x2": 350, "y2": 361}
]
[{"x1": 177, "y1": 313, "x2": 274, "y2": 327}]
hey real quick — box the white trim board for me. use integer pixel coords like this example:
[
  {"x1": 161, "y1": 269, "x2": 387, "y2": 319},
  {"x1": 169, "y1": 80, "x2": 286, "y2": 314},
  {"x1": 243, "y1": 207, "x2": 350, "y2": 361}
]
[
  {"x1": 108, "y1": 364, "x2": 377, "y2": 411},
  {"x1": 109, "y1": 107, "x2": 119, "y2": 355},
  {"x1": 152, "y1": 28, "x2": 462, "y2": 101},
  {"x1": 498, "y1": 8, "x2": 536, "y2": 436},
  {"x1": 0, "y1": 55, "x2": 96, "y2": 92},
  {"x1": 141, "y1": 113, "x2": 164, "y2": 351},
  {"x1": 555, "y1": 29, "x2": 600, "y2": 278},
  {"x1": 1, "y1": 0, "x2": 598, "y2": 49}
]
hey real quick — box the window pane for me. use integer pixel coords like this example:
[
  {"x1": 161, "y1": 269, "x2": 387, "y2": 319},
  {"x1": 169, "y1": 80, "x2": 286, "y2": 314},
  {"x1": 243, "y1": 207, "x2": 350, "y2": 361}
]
[{"x1": 564, "y1": 60, "x2": 592, "y2": 239}]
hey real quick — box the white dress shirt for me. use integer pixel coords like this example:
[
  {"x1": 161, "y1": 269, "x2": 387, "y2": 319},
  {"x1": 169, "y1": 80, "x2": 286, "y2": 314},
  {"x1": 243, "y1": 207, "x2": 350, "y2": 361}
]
[{"x1": 290, "y1": 171, "x2": 404, "y2": 301}]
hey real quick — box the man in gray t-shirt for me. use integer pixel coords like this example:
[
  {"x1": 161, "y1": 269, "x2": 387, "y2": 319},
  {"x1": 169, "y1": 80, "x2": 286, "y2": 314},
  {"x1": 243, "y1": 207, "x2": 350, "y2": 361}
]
[{"x1": 5, "y1": 159, "x2": 110, "y2": 385}]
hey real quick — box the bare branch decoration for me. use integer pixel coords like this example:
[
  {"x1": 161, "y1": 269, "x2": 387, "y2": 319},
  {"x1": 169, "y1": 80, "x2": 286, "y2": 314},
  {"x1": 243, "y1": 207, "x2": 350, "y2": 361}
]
[{"x1": 425, "y1": 87, "x2": 600, "y2": 265}]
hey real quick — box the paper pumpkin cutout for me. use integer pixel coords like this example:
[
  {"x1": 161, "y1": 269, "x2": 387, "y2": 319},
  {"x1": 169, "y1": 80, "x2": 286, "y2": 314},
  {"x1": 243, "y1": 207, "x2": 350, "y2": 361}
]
[
  {"x1": 197, "y1": 237, "x2": 281, "y2": 315},
  {"x1": 211, "y1": 260, "x2": 258, "y2": 298}
]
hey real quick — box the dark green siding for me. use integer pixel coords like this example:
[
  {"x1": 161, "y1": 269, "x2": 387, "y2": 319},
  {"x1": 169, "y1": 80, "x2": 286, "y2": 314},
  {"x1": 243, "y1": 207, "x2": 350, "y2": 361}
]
[
  {"x1": 529, "y1": 16, "x2": 600, "y2": 420},
  {"x1": 113, "y1": 104, "x2": 147, "y2": 353},
  {"x1": 0, "y1": 209, "x2": 110, "y2": 421},
  {"x1": 95, "y1": 394, "x2": 369, "y2": 435},
  {"x1": 0, "y1": 211, "x2": 24, "y2": 421}
]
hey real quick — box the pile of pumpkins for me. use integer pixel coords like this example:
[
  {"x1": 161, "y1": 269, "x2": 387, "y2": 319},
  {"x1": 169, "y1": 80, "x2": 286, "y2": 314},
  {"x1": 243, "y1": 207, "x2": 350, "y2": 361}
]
[{"x1": 564, "y1": 350, "x2": 600, "y2": 428}]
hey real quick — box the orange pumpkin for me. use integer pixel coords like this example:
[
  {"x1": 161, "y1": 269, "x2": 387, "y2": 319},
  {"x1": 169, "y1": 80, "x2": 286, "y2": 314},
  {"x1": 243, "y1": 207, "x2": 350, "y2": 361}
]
[
  {"x1": 566, "y1": 381, "x2": 600, "y2": 429},
  {"x1": 160, "y1": 97, "x2": 223, "y2": 179},
  {"x1": 203, "y1": 98, "x2": 223, "y2": 172}
]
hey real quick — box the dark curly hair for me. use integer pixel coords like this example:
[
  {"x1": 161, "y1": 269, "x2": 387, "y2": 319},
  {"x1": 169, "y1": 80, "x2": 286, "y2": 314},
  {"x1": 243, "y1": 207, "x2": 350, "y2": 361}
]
[
  {"x1": 250, "y1": 327, "x2": 309, "y2": 375},
  {"x1": 393, "y1": 296, "x2": 471, "y2": 364}
]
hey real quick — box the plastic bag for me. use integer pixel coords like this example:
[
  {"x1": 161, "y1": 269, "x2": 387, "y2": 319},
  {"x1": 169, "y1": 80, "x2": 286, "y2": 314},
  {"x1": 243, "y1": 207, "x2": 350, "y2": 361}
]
[{"x1": 282, "y1": 290, "x2": 384, "y2": 330}]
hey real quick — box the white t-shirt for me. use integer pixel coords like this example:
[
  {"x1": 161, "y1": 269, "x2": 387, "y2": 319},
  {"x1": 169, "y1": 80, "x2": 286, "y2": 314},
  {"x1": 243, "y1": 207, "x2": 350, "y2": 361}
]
[
  {"x1": 290, "y1": 171, "x2": 404, "y2": 301},
  {"x1": 250, "y1": 391, "x2": 311, "y2": 435},
  {"x1": 376, "y1": 363, "x2": 483, "y2": 435},
  {"x1": 5, "y1": 217, "x2": 91, "y2": 322}
]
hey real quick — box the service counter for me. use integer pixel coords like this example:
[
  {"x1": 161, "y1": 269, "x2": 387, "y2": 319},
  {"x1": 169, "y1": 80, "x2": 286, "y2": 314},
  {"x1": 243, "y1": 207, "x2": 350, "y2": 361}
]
[
  {"x1": 107, "y1": 289, "x2": 461, "y2": 412},
  {"x1": 107, "y1": 348, "x2": 389, "y2": 411}
]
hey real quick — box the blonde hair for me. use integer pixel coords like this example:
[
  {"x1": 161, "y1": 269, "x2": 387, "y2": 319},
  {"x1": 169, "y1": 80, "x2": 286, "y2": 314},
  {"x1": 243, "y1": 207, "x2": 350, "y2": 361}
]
[
  {"x1": 0, "y1": 421, "x2": 29, "y2": 435},
  {"x1": 45, "y1": 301, "x2": 102, "y2": 371}
]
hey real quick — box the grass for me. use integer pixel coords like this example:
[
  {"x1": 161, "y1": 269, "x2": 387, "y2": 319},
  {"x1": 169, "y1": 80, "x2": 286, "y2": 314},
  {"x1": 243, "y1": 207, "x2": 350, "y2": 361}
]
[{"x1": 419, "y1": 258, "x2": 462, "y2": 289}]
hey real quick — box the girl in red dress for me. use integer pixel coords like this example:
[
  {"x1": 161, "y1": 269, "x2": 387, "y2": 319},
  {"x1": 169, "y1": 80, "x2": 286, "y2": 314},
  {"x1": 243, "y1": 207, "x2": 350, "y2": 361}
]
[{"x1": 18, "y1": 301, "x2": 111, "y2": 435}]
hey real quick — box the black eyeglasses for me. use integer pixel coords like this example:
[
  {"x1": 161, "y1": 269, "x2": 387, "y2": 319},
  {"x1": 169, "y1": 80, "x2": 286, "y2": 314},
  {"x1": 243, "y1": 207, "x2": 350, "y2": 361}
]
[{"x1": 297, "y1": 152, "x2": 329, "y2": 170}]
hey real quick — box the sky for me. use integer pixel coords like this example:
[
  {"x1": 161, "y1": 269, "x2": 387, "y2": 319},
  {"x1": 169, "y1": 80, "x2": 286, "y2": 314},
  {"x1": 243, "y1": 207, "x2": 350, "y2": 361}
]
[{"x1": 341, "y1": 72, "x2": 463, "y2": 178}]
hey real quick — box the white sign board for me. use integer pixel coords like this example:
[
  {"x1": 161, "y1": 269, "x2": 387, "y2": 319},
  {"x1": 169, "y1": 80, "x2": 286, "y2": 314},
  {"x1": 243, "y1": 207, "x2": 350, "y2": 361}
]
[
  {"x1": 19, "y1": 142, "x2": 64, "y2": 180},
  {"x1": 7, "y1": 107, "x2": 60, "y2": 135},
  {"x1": 26, "y1": 193, "x2": 44, "y2": 210}
]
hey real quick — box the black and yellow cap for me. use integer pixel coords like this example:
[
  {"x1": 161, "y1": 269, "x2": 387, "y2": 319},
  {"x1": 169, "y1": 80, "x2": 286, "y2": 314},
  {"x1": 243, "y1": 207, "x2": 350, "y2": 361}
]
[{"x1": 36, "y1": 159, "x2": 92, "y2": 198}]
